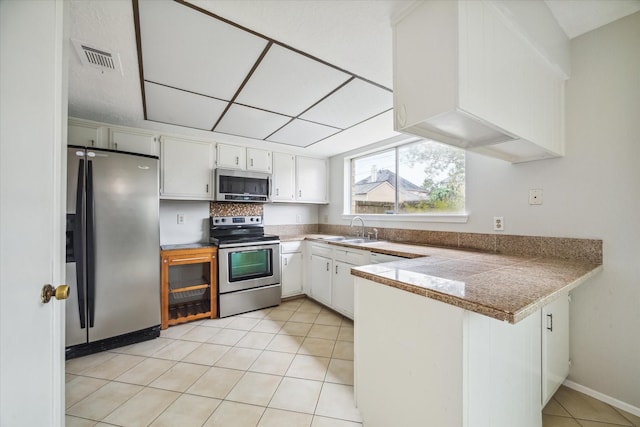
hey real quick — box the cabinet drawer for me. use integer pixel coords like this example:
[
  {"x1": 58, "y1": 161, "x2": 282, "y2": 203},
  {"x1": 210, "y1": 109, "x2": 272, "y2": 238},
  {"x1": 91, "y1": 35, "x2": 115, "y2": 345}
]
[
  {"x1": 281, "y1": 241, "x2": 303, "y2": 253},
  {"x1": 165, "y1": 253, "x2": 215, "y2": 266},
  {"x1": 334, "y1": 248, "x2": 369, "y2": 265},
  {"x1": 310, "y1": 243, "x2": 333, "y2": 258}
]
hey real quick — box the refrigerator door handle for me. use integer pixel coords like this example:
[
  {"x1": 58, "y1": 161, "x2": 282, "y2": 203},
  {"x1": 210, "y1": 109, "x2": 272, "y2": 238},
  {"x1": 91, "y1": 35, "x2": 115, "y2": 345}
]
[
  {"x1": 74, "y1": 159, "x2": 87, "y2": 329},
  {"x1": 86, "y1": 159, "x2": 96, "y2": 328}
]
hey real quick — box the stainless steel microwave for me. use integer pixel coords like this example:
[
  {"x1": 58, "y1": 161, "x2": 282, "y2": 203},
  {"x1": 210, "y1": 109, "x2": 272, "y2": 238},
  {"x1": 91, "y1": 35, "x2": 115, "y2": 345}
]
[{"x1": 215, "y1": 168, "x2": 271, "y2": 203}]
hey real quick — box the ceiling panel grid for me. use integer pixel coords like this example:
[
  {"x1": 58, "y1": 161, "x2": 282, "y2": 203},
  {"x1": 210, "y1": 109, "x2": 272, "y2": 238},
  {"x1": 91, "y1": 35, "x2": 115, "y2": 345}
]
[{"x1": 134, "y1": 0, "x2": 393, "y2": 148}]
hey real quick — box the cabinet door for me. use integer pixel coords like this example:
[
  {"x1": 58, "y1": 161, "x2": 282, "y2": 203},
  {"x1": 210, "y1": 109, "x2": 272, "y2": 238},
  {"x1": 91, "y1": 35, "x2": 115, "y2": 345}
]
[
  {"x1": 272, "y1": 152, "x2": 295, "y2": 201},
  {"x1": 310, "y1": 254, "x2": 332, "y2": 305},
  {"x1": 161, "y1": 136, "x2": 213, "y2": 200},
  {"x1": 110, "y1": 129, "x2": 158, "y2": 156},
  {"x1": 296, "y1": 156, "x2": 328, "y2": 203},
  {"x1": 333, "y1": 260, "x2": 355, "y2": 319},
  {"x1": 68, "y1": 122, "x2": 102, "y2": 147},
  {"x1": 247, "y1": 148, "x2": 272, "y2": 172},
  {"x1": 281, "y1": 252, "x2": 303, "y2": 298},
  {"x1": 541, "y1": 293, "x2": 570, "y2": 405},
  {"x1": 217, "y1": 143, "x2": 246, "y2": 169}
]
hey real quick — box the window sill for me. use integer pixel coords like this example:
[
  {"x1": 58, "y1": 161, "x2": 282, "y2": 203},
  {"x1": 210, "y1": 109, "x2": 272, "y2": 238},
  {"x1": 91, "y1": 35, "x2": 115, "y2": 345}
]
[{"x1": 341, "y1": 213, "x2": 468, "y2": 223}]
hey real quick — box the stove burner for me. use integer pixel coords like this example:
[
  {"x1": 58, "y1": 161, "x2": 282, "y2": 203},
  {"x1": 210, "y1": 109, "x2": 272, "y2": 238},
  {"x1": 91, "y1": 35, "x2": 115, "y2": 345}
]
[{"x1": 209, "y1": 215, "x2": 279, "y2": 248}]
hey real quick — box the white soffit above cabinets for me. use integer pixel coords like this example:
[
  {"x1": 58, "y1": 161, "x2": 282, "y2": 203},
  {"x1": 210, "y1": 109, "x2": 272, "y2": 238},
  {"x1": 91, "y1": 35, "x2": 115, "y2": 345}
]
[{"x1": 134, "y1": 0, "x2": 393, "y2": 148}]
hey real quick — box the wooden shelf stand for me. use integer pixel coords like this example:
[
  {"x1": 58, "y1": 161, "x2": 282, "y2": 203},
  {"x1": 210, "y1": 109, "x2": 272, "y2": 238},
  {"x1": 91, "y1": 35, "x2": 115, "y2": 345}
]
[{"x1": 160, "y1": 246, "x2": 217, "y2": 329}]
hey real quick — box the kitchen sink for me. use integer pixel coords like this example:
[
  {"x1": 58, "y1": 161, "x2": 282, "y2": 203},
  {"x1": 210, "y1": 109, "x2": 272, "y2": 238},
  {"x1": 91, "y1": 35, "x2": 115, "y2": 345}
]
[{"x1": 319, "y1": 236, "x2": 385, "y2": 245}]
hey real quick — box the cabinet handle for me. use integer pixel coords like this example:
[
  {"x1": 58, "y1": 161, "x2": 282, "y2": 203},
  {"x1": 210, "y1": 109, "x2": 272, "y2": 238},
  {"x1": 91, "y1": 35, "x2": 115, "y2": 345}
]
[
  {"x1": 212, "y1": 255, "x2": 216, "y2": 259},
  {"x1": 114, "y1": 142, "x2": 118, "y2": 150},
  {"x1": 163, "y1": 259, "x2": 167, "y2": 263},
  {"x1": 335, "y1": 265, "x2": 338, "y2": 274},
  {"x1": 276, "y1": 188, "x2": 279, "y2": 196},
  {"x1": 250, "y1": 158, "x2": 254, "y2": 167},
  {"x1": 284, "y1": 258, "x2": 288, "y2": 266},
  {"x1": 90, "y1": 139, "x2": 95, "y2": 147},
  {"x1": 206, "y1": 184, "x2": 209, "y2": 193},
  {"x1": 298, "y1": 190, "x2": 302, "y2": 198},
  {"x1": 235, "y1": 156, "x2": 239, "y2": 165},
  {"x1": 546, "y1": 313, "x2": 553, "y2": 332},
  {"x1": 326, "y1": 262, "x2": 329, "y2": 271}
]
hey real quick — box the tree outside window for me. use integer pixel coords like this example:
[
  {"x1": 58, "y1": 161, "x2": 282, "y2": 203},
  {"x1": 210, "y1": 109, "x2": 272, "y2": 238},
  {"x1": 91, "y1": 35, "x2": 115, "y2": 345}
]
[{"x1": 351, "y1": 140, "x2": 465, "y2": 214}]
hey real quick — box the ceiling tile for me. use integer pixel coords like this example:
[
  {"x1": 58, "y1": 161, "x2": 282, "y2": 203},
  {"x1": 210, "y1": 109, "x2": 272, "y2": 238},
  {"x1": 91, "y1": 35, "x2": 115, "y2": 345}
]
[
  {"x1": 215, "y1": 104, "x2": 291, "y2": 140},
  {"x1": 235, "y1": 44, "x2": 351, "y2": 116},
  {"x1": 300, "y1": 78, "x2": 392, "y2": 129},
  {"x1": 138, "y1": 0, "x2": 268, "y2": 99},
  {"x1": 267, "y1": 119, "x2": 340, "y2": 147},
  {"x1": 144, "y1": 82, "x2": 227, "y2": 130}
]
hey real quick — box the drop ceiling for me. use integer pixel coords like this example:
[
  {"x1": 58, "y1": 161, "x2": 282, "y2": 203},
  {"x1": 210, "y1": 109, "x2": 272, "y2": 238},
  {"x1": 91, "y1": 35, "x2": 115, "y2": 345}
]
[
  {"x1": 67, "y1": 0, "x2": 640, "y2": 157},
  {"x1": 135, "y1": 0, "x2": 392, "y2": 148}
]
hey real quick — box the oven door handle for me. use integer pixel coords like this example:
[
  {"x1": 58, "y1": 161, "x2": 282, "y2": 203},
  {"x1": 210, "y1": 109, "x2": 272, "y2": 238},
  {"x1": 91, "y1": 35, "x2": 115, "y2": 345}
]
[{"x1": 218, "y1": 240, "x2": 280, "y2": 249}]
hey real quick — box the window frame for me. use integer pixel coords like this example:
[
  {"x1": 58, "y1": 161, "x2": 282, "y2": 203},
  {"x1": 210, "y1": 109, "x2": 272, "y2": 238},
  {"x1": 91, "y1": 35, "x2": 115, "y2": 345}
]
[{"x1": 343, "y1": 139, "x2": 468, "y2": 223}]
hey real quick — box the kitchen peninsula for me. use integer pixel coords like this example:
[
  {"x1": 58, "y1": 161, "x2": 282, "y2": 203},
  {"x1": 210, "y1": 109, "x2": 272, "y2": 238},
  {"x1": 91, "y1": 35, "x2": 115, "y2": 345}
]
[{"x1": 348, "y1": 244, "x2": 602, "y2": 427}]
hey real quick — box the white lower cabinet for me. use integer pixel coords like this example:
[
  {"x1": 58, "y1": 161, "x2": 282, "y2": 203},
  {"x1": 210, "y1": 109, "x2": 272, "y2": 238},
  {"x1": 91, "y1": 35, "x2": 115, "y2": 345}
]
[
  {"x1": 355, "y1": 277, "x2": 543, "y2": 427},
  {"x1": 332, "y1": 248, "x2": 369, "y2": 319},
  {"x1": 306, "y1": 242, "x2": 369, "y2": 319},
  {"x1": 542, "y1": 292, "x2": 570, "y2": 405},
  {"x1": 310, "y1": 256, "x2": 332, "y2": 307},
  {"x1": 280, "y1": 242, "x2": 303, "y2": 298}
]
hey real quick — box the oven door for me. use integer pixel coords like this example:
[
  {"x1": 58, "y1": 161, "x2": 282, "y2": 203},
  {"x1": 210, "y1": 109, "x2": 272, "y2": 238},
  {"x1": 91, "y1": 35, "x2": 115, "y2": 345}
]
[{"x1": 218, "y1": 243, "x2": 281, "y2": 293}]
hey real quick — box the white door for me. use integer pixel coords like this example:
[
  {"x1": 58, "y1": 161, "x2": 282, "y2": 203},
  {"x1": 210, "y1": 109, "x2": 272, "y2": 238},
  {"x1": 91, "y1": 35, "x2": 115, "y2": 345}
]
[{"x1": 0, "y1": 1, "x2": 67, "y2": 425}]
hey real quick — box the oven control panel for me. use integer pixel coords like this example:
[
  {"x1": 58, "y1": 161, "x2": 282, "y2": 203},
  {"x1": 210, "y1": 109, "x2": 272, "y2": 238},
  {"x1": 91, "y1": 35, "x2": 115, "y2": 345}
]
[{"x1": 211, "y1": 216, "x2": 263, "y2": 226}]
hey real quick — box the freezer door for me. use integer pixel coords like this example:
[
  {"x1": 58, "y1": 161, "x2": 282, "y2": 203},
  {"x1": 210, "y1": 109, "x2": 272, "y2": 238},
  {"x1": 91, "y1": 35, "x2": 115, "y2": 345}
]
[
  {"x1": 87, "y1": 149, "x2": 160, "y2": 342},
  {"x1": 65, "y1": 148, "x2": 87, "y2": 346}
]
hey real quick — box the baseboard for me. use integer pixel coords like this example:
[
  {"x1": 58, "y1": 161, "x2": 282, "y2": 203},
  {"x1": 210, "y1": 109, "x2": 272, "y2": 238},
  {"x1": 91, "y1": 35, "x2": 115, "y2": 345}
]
[{"x1": 563, "y1": 380, "x2": 640, "y2": 418}]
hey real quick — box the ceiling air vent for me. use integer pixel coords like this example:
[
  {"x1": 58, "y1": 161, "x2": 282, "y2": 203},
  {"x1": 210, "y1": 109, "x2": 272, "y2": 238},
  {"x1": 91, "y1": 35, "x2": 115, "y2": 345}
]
[{"x1": 71, "y1": 39, "x2": 122, "y2": 74}]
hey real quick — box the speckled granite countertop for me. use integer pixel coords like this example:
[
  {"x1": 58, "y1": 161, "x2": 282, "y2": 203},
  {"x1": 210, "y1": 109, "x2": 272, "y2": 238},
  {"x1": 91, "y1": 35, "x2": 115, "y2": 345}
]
[{"x1": 283, "y1": 234, "x2": 603, "y2": 324}]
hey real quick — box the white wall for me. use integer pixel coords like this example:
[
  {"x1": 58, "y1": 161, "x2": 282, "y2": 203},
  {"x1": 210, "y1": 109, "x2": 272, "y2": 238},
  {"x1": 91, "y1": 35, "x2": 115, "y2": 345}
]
[
  {"x1": 159, "y1": 200, "x2": 210, "y2": 245},
  {"x1": 327, "y1": 12, "x2": 640, "y2": 410},
  {"x1": 264, "y1": 203, "x2": 318, "y2": 226}
]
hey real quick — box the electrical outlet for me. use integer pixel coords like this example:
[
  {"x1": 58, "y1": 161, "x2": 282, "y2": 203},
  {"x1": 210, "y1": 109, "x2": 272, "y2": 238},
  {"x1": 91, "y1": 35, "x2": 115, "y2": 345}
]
[
  {"x1": 529, "y1": 189, "x2": 543, "y2": 205},
  {"x1": 493, "y1": 216, "x2": 504, "y2": 231},
  {"x1": 177, "y1": 213, "x2": 185, "y2": 224}
]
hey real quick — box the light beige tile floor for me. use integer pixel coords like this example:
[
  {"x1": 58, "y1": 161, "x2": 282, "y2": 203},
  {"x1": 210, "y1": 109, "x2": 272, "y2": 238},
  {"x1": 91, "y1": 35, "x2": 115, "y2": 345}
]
[
  {"x1": 66, "y1": 296, "x2": 639, "y2": 427},
  {"x1": 543, "y1": 386, "x2": 639, "y2": 427},
  {"x1": 66, "y1": 297, "x2": 362, "y2": 427}
]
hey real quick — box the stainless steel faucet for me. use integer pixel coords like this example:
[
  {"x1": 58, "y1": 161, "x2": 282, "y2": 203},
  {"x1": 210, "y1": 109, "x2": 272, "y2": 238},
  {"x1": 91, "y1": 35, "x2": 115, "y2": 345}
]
[{"x1": 350, "y1": 216, "x2": 365, "y2": 238}]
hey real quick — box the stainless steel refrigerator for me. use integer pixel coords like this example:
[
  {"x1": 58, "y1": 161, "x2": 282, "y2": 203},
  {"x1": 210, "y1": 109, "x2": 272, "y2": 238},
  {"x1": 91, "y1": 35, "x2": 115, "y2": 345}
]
[{"x1": 65, "y1": 146, "x2": 160, "y2": 358}]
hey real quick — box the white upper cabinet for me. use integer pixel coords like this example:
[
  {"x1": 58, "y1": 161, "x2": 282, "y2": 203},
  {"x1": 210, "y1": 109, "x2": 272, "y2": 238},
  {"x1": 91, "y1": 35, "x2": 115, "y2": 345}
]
[
  {"x1": 272, "y1": 153, "x2": 328, "y2": 204},
  {"x1": 393, "y1": 0, "x2": 567, "y2": 163},
  {"x1": 109, "y1": 128, "x2": 159, "y2": 156},
  {"x1": 272, "y1": 152, "x2": 296, "y2": 202},
  {"x1": 295, "y1": 156, "x2": 328, "y2": 204},
  {"x1": 246, "y1": 148, "x2": 272, "y2": 173},
  {"x1": 216, "y1": 143, "x2": 272, "y2": 172},
  {"x1": 161, "y1": 136, "x2": 213, "y2": 200},
  {"x1": 68, "y1": 120, "x2": 104, "y2": 148},
  {"x1": 216, "y1": 143, "x2": 246, "y2": 170}
]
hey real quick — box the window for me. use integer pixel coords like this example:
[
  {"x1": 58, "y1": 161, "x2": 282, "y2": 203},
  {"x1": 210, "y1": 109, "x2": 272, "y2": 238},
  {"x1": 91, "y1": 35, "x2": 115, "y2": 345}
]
[{"x1": 350, "y1": 139, "x2": 465, "y2": 214}]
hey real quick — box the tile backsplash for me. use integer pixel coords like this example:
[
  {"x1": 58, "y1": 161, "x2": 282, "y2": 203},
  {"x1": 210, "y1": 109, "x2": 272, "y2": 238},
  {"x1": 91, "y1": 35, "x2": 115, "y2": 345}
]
[{"x1": 209, "y1": 202, "x2": 263, "y2": 217}]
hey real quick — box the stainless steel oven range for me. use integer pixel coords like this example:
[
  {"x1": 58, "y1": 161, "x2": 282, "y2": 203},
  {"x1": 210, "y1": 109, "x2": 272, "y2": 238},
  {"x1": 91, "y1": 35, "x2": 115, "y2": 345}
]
[{"x1": 210, "y1": 215, "x2": 281, "y2": 317}]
